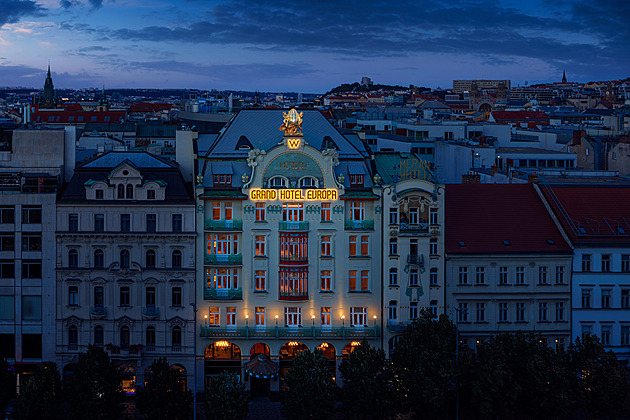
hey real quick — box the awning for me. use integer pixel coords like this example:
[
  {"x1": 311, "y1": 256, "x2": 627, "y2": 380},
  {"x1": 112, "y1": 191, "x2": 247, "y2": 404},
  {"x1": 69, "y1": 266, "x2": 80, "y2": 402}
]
[{"x1": 245, "y1": 354, "x2": 279, "y2": 379}]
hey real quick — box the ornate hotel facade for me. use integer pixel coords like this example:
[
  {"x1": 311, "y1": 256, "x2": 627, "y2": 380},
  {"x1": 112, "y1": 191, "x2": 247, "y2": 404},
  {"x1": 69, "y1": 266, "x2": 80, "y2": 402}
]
[{"x1": 192, "y1": 109, "x2": 445, "y2": 394}]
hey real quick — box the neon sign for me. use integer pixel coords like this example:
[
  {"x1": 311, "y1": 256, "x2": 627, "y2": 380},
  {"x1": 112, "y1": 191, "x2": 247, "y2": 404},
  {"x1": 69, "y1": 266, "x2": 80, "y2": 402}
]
[
  {"x1": 250, "y1": 188, "x2": 338, "y2": 201},
  {"x1": 287, "y1": 138, "x2": 301, "y2": 149}
]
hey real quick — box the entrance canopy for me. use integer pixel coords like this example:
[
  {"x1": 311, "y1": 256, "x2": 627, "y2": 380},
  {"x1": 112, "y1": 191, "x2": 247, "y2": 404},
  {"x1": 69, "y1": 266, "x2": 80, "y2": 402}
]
[{"x1": 245, "y1": 354, "x2": 279, "y2": 379}]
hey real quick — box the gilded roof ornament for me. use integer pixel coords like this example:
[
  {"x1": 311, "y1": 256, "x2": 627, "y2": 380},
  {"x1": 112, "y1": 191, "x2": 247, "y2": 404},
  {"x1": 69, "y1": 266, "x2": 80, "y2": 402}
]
[{"x1": 279, "y1": 108, "x2": 303, "y2": 136}]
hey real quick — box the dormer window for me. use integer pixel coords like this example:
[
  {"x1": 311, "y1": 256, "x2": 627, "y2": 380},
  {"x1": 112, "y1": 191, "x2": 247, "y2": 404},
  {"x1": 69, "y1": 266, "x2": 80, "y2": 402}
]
[
  {"x1": 299, "y1": 177, "x2": 318, "y2": 188},
  {"x1": 269, "y1": 176, "x2": 288, "y2": 188},
  {"x1": 126, "y1": 184, "x2": 134, "y2": 199},
  {"x1": 117, "y1": 184, "x2": 125, "y2": 199},
  {"x1": 213, "y1": 174, "x2": 232, "y2": 186},
  {"x1": 350, "y1": 174, "x2": 364, "y2": 187},
  {"x1": 95, "y1": 189, "x2": 104, "y2": 199},
  {"x1": 147, "y1": 190, "x2": 155, "y2": 200}
]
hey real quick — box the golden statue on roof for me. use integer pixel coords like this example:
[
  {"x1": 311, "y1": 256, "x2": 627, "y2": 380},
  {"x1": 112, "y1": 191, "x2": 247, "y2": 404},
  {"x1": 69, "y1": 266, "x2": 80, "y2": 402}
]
[{"x1": 279, "y1": 108, "x2": 303, "y2": 136}]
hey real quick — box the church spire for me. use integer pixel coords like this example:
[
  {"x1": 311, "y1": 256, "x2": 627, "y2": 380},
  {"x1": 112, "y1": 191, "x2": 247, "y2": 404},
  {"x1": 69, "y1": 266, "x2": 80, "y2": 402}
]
[{"x1": 562, "y1": 70, "x2": 567, "y2": 84}]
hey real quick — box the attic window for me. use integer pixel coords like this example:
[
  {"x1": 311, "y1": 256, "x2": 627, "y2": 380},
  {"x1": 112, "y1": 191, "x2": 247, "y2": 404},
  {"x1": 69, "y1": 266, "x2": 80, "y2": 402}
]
[
  {"x1": 235, "y1": 135, "x2": 253, "y2": 150},
  {"x1": 350, "y1": 174, "x2": 364, "y2": 186},
  {"x1": 577, "y1": 226, "x2": 587, "y2": 234},
  {"x1": 503, "y1": 240, "x2": 511, "y2": 246},
  {"x1": 616, "y1": 226, "x2": 626, "y2": 234},
  {"x1": 458, "y1": 241, "x2": 466, "y2": 247},
  {"x1": 546, "y1": 239, "x2": 556, "y2": 245},
  {"x1": 122, "y1": 170, "x2": 129, "y2": 176},
  {"x1": 95, "y1": 189, "x2": 104, "y2": 200},
  {"x1": 147, "y1": 190, "x2": 155, "y2": 200},
  {"x1": 213, "y1": 174, "x2": 232, "y2": 186}
]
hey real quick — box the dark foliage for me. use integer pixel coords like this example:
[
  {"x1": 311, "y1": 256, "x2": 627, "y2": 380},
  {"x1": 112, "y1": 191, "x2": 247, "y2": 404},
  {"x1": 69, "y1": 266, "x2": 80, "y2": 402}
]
[
  {"x1": 205, "y1": 371, "x2": 249, "y2": 420},
  {"x1": 136, "y1": 358, "x2": 192, "y2": 420},
  {"x1": 14, "y1": 362, "x2": 63, "y2": 420}
]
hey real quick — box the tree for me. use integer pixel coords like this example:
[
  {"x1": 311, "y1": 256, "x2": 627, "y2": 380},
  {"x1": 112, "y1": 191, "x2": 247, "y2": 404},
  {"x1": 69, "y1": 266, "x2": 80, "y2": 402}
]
[
  {"x1": 282, "y1": 349, "x2": 337, "y2": 420},
  {"x1": 391, "y1": 310, "x2": 457, "y2": 418},
  {"x1": 14, "y1": 362, "x2": 62, "y2": 420},
  {"x1": 339, "y1": 340, "x2": 395, "y2": 420},
  {"x1": 65, "y1": 345, "x2": 124, "y2": 420},
  {"x1": 205, "y1": 371, "x2": 249, "y2": 420},
  {"x1": 459, "y1": 332, "x2": 574, "y2": 419},
  {"x1": 136, "y1": 358, "x2": 192, "y2": 420},
  {"x1": 0, "y1": 358, "x2": 15, "y2": 413},
  {"x1": 568, "y1": 335, "x2": 630, "y2": 419}
]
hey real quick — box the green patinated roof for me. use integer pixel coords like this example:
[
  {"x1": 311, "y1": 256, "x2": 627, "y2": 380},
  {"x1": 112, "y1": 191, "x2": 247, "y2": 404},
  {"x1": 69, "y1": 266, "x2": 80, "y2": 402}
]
[
  {"x1": 83, "y1": 179, "x2": 98, "y2": 186},
  {"x1": 199, "y1": 190, "x2": 248, "y2": 200},
  {"x1": 340, "y1": 190, "x2": 379, "y2": 200},
  {"x1": 374, "y1": 153, "x2": 435, "y2": 184}
]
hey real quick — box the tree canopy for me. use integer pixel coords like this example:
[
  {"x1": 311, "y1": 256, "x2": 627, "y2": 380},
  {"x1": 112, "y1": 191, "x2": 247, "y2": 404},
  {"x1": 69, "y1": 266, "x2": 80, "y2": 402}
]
[{"x1": 136, "y1": 358, "x2": 192, "y2": 420}]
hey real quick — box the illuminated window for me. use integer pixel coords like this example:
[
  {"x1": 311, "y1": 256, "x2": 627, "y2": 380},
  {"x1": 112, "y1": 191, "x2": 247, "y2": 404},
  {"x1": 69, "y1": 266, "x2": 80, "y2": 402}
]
[
  {"x1": 320, "y1": 270, "x2": 332, "y2": 292},
  {"x1": 280, "y1": 233, "x2": 308, "y2": 262},
  {"x1": 212, "y1": 202, "x2": 221, "y2": 221},
  {"x1": 350, "y1": 202, "x2": 365, "y2": 221},
  {"x1": 350, "y1": 307, "x2": 367, "y2": 327},
  {"x1": 207, "y1": 234, "x2": 239, "y2": 255},
  {"x1": 255, "y1": 202, "x2": 266, "y2": 221},
  {"x1": 254, "y1": 270, "x2": 266, "y2": 292},
  {"x1": 279, "y1": 268, "x2": 308, "y2": 298},
  {"x1": 282, "y1": 202, "x2": 303, "y2": 221},
  {"x1": 255, "y1": 307, "x2": 265, "y2": 328},
  {"x1": 321, "y1": 203, "x2": 331, "y2": 222},
  {"x1": 320, "y1": 235, "x2": 332, "y2": 257},
  {"x1": 226, "y1": 307, "x2": 236, "y2": 327},
  {"x1": 349, "y1": 270, "x2": 369, "y2": 292},
  {"x1": 224, "y1": 202, "x2": 233, "y2": 221},
  {"x1": 254, "y1": 235, "x2": 266, "y2": 256},
  {"x1": 206, "y1": 268, "x2": 239, "y2": 290},
  {"x1": 284, "y1": 307, "x2": 302, "y2": 327},
  {"x1": 321, "y1": 307, "x2": 331, "y2": 326},
  {"x1": 208, "y1": 307, "x2": 220, "y2": 326}
]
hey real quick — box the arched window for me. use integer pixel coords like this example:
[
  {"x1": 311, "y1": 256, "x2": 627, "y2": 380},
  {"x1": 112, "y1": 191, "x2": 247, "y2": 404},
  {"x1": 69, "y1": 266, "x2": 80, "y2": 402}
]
[
  {"x1": 299, "y1": 176, "x2": 317, "y2": 188},
  {"x1": 120, "y1": 249, "x2": 130, "y2": 269},
  {"x1": 68, "y1": 249, "x2": 79, "y2": 268},
  {"x1": 117, "y1": 184, "x2": 125, "y2": 199},
  {"x1": 146, "y1": 326, "x2": 156, "y2": 350},
  {"x1": 69, "y1": 325, "x2": 78, "y2": 349},
  {"x1": 120, "y1": 326, "x2": 130, "y2": 349},
  {"x1": 172, "y1": 327, "x2": 182, "y2": 350},
  {"x1": 94, "y1": 249, "x2": 104, "y2": 269},
  {"x1": 145, "y1": 250, "x2": 156, "y2": 268},
  {"x1": 126, "y1": 184, "x2": 134, "y2": 199},
  {"x1": 172, "y1": 250, "x2": 182, "y2": 268},
  {"x1": 269, "y1": 176, "x2": 287, "y2": 188},
  {"x1": 94, "y1": 325, "x2": 104, "y2": 347}
]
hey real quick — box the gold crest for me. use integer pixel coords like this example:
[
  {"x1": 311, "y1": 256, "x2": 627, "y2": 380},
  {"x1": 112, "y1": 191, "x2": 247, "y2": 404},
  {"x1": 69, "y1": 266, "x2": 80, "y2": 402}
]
[{"x1": 279, "y1": 108, "x2": 303, "y2": 136}]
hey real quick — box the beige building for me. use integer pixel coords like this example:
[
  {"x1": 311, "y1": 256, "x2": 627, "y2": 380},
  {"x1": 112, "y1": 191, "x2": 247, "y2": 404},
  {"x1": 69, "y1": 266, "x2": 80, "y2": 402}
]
[
  {"x1": 444, "y1": 184, "x2": 573, "y2": 348},
  {"x1": 453, "y1": 79, "x2": 511, "y2": 94},
  {"x1": 374, "y1": 154, "x2": 445, "y2": 356}
]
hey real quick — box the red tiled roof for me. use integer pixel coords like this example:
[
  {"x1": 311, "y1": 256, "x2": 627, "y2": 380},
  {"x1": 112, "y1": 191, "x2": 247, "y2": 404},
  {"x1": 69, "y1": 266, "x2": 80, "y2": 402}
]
[
  {"x1": 540, "y1": 186, "x2": 630, "y2": 243},
  {"x1": 445, "y1": 184, "x2": 571, "y2": 254},
  {"x1": 32, "y1": 110, "x2": 126, "y2": 124}
]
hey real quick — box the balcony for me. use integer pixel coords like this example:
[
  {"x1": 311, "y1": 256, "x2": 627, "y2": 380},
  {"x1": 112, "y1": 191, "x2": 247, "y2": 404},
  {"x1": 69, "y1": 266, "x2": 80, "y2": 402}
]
[
  {"x1": 90, "y1": 306, "x2": 107, "y2": 318},
  {"x1": 200, "y1": 325, "x2": 379, "y2": 340},
  {"x1": 279, "y1": 221, "x2": 309, "y2": 231},
  {"x1": 205, "y1": 253, "x2": 242, "y2": 265},
  {"x1": 142, "y1": 306, "x2": 160, "y2": 318},
  {"x1": 344, "y1": 219, "x2": 374, "y2": 231},
  {"x1": 398, "y1": 222, "x2": 429, "y2": 235},
  {"x1": 407, "y1": 254, "x2": 424, "y2": 267},
  {"x1": 205, "y1": 219, "x2": 242, "y2": 231},
  {"x1": 279, "y1": 291, "x2": 309, "y2": 301},
  {"x1": 204, "y1": 288, "x2": 243, "y2": 300}
]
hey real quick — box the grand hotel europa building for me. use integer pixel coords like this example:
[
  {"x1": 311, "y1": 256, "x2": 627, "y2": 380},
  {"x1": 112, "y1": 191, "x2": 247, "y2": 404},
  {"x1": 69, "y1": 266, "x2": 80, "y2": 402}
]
[{"x1": 190, "y1": 109, "x2": 444, "y2": 395}]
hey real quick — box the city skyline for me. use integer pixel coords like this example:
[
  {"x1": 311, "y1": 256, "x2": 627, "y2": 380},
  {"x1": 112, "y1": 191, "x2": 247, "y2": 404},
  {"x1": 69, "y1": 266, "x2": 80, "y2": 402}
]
[{"x1": 0, "y1": 0, "x2": 629, "y2": 92}]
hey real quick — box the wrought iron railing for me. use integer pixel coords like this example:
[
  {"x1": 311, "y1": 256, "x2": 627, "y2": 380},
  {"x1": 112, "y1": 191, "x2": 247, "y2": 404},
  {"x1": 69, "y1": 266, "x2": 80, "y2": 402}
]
[
  {"x1": 200, "y1": 325, "x2": 379, "y2": 340},
  {"x1": 344, "y1": 219, "x2": 374, "y2": 230},
  {"x1": 204, "y1": 288, "x2": 243, "y2": 300},
  {"x1": 205, "y1": 254, "x2": 242, "y2": 264},
  {"x1": 205, "y1": 219, "x2": 243, "y2": 230}
]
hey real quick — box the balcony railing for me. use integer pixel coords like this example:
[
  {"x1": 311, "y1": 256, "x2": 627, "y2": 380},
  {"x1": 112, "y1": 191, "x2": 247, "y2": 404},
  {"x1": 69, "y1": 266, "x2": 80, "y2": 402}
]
[
  {"x1": 205, "y1": 254, "x2": 242, "y2": 265},
  {"x1": 344, "y1": 219, "x2": 374, "y2": 230},
  {"x1": 407, "y1": 254, "x2": 424, "y2": 267},
  {"x1": 200, "y1": 325, "x2": 379, "y2": 340},
  {"x1": 399, "y1": 222, "x2": 429, "y2": 234},
  {"x1": 205, "y1": 219, "x2": 242, "y2": 231},
  {"x1": 279, "y1": 291, "x2": 309, "y2": 301},
  {"x1": 279, "y1": 221, "x2": 309, "y2": 231},
  {"x1": 142, "y1": 306, "x2": 160, "y2": 318},
  {"x1": 204, "y1": 288, "x2": 243, "y2": 300},
  {"x1": 90, "y1": 306, "x2": 107, "y2": 316}
]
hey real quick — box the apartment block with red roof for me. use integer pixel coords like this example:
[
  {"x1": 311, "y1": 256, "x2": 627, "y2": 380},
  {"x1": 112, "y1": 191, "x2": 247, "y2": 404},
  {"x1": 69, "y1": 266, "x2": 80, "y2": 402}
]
[
  {"x1": 540, "y1": 184, "x2": 630, "y2": 361},
  {"x1": 445, "y1": 184, "x2": 573, "y2": 349}
]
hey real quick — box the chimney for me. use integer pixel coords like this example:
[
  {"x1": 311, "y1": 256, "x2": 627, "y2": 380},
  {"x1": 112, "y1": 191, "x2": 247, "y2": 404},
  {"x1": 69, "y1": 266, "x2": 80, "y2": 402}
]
[
  {"x1": 528, "y1": 172, "x2": 539, "y2": 184},
  {"x1": 462, "y1": 171, "x2": 481, "y2": 184},
  {"x1": 572, "y1": 130, "x2": 584, "y2": 145}
]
